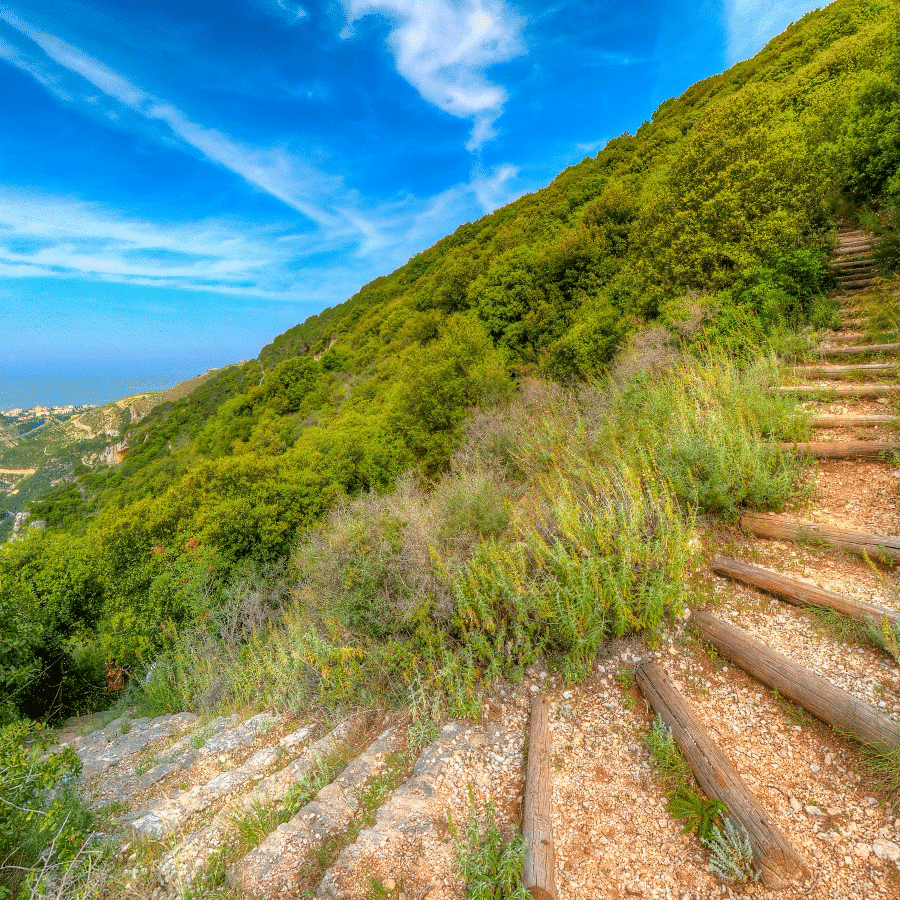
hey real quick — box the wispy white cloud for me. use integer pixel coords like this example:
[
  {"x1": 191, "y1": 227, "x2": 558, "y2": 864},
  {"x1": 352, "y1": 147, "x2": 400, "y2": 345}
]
[
  {"x1": 276, "y1": 0, "x2": 308, "y2": 21},
  {"x1": 0, "y1": 161, "x2": 527, "y2": 301},
  {"x1": 360, "y1": 162, "x2": 523, "y2": 255},
  {"x1": 0, "y1": 6, "x2": 347, "y2": 231},
  {"x1": 341, "y1": 0, "x2": 525, "y2": 150},
  {"x1": 0, "y1": 188, "x2": 298, "y2": 296},
  {"x1": 723, "y1": 0, "x2": 821, "y2": 64},
  {"x1": 0, "y1": 7, "x2": 529, "y2": 303}
]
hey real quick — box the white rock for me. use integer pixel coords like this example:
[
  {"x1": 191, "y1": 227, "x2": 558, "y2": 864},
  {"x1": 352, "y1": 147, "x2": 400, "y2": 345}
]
[{"x1": 873, "y1": 838, "x2": 900, "y2": 861}]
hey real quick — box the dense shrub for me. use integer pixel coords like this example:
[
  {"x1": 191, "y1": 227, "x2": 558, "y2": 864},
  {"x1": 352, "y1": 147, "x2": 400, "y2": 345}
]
[{"x1": 0, "y1": 721, "x2": 94, "y2": 899}]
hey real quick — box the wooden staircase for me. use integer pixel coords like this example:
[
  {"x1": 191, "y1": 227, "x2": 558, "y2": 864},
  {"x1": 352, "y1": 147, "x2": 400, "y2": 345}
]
[{"x1": 831, "y1": 229, "x2": 880, "y2": 291}]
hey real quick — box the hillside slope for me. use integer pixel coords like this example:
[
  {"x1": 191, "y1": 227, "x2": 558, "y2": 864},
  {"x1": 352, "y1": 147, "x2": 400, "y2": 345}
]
[
  {"x1": 2, "y1": 0, "x2": 900, "y2": 720},
  {"x1": 0, "y1": 369, "x2": 232, "y2": 536}
]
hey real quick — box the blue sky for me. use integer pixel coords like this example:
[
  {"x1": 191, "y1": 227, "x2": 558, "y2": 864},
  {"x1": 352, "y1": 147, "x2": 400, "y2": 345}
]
[{"x1": 0, "y1": 0, "x2": 825, "y2": 400}]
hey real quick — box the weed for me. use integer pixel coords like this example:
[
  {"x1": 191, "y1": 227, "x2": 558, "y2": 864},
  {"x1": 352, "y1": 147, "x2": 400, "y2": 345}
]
[
  {"x1": 119, "y1": 717, "x2": 132, "y2": 735},
  {"x1": 808, "y1": 606, "x2": 869, "y2": 649},
  {"x1": 231, "y1": 742, "x2": 353, "y2": 853},
  {"x1": 771, "y1": 688, "x2": 813, "y2": 727},
  {"x1": 406, "y1": 678, "x2": 443, "y2": 751},
  {"x1": 683, "y1": 673, "x2": 709, "y2": 695},
  {"x1": 866, "y1": 618, "x2": 900, "y2": 665},
  {"x1": 644, "y1": 716, "x2": 692, "y2": 789},
  {"x1": 861, "y1": 745, "x2": 900, "y2": 803},
  {"x1": 408, "y1": 717, "x2": 439, "y2": 751},
  {"x1": 454, "y1": 798, "x2": 528, "y2": 900},
  {"x1": 702, "y1": 817, "x2": 760, "y2": 884},
  {"x1": 365, "y1": 878, "x2": 398, "y2": 899},
  {"x1": 665, "y1": 787, "x2": 727, "y2": 842},
  {"x1": 357, "y1": 751, "x2": 412, "y2": 825},
  {"x1": 190, "y1": 721, "x2": 218, "y2": 750},
  {"x1": 134, "y1": 752, "x2": 164, "y2": 776},
  {"x1": 94, "y1": 799, "x2": 129, "y2": 829}
]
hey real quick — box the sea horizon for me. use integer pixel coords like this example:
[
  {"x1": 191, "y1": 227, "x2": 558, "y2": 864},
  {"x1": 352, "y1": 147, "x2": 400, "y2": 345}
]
[{"x1": 0, "y1": 375, "x2": 199, "y2": 413}]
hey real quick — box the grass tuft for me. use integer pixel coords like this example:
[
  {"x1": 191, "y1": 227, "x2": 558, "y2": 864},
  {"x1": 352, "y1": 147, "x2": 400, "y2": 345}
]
[{"x1": 453, "y1": 798, "x2": 528, "y2": 900}]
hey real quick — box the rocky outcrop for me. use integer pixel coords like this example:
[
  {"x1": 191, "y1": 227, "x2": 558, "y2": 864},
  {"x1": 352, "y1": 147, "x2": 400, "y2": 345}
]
[
  {"x1": 10, "y1": 511, "x2": 46, "y2": 540},
  {"x1": 100, "y1": 437, "x2": 130, "y2": 466}
]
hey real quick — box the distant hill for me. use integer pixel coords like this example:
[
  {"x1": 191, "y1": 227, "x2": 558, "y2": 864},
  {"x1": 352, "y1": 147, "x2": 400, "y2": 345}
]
[{"x1": 0, "y1": 368, "x2": 228, "y2": 535}]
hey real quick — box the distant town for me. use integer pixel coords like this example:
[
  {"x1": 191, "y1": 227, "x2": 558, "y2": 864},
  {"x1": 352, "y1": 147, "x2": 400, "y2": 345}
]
[{"x1": 1, "y1": 404, "x2": 95, "y2": 418}]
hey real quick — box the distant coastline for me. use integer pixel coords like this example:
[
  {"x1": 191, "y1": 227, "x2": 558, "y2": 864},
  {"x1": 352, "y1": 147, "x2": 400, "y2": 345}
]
[{"x1": 0, "y1": 376, "x2": 191, "y2": 413}]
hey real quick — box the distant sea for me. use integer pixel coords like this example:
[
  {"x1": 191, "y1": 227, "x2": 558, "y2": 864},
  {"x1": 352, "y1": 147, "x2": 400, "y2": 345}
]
[{"x1": 0, "y1": 376, "x2": 190, "y2": 412}]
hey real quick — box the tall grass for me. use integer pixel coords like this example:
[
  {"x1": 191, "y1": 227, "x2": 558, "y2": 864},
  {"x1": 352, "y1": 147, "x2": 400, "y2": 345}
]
[
  {"x1": 594, "y1": 353, "x2": 810, "y2": 515},
  {"x1": 135, "y1": 349, "x2": 811, "y2": 717},
  {"x1": 455, "y1": 455, "x2": 693, "y2": 680}
]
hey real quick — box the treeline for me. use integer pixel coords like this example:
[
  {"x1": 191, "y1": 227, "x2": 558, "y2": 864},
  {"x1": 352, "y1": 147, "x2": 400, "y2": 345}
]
[{"x1": 2, "y1": 0, "x2": 899, "y2": 720}]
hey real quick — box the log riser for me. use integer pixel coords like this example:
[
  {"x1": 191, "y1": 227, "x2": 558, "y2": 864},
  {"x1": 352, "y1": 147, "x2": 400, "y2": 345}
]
[
  {"x1": 636, "y1": 663, "x2": 806, "y2": 886},
  {"x1": 740, "y1": 512, "x2": 900, "y2": 565},
  {"x1": 692, "y1": 612, "x2": 900, "y2": 752},
  {"x1": 776, "y1": 441, "x2": 900, "y2": 459},
  {"x1": 711, "y1": 555, "x2": 900, "y2": 628}
]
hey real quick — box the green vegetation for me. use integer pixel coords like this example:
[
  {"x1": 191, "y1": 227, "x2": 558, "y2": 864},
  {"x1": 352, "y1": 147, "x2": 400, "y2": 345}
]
[
  {"x1": 0, "y1": 721, "x2": 97, "y2": 899},
  {"x1": 866, "y1": 618, "x2": 900, "y2": 664},
  {"x1": 453, "y1": 799, "x2": 527, "y2": 900},
  {"x1": 644, "y1": 715, "x2": 754, "y2": 880},
  {"x1": 2, "y1": 0, "x2": 900, "y2": 731},
  {"x1": 665, "y1": 787, "x2": 729, "y2": 844},
  {"x1": 704, "y1": 818, "x2": 760, "y2": 884},
  {"x1": 7, "y1": 1, "x2": 900, "y2": 893},
  {"x1": 644, "y1": 716, "x2": 693, "y2": 790}
]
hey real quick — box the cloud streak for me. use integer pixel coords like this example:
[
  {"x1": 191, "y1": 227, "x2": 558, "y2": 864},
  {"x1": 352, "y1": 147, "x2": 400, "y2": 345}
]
[
  {"x1": 0, "y1": 161, "x2": 526, "y2": 301},
  {"x1": 0, "y1": 188, "x2": 299, "y2": 296},
  {"x1": 0, "y1": 8, "x2": 529, "y2": 306},
  {"x1": 0, "y1": 6, "x2": 348, "y2": 231},
  {"x1": 342, "y1": 0, "x2": 524, "y2": 150}
]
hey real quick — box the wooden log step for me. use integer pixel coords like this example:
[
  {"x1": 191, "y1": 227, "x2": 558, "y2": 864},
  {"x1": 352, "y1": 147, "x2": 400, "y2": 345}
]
[
  {"x1": 837, "y1": 276, "x2": 878, "y2": 286},
  {"x1": 740, "y1": 511, "x2": 900, "y2": 565},
  {"x1": 834, "y1": 261, "x2": 875, "y2": 270},
  {"x1": 814, "y1": 342, "x2": 900, "y2": 358},
  {"x1": 635, "y1": 663, "x2": 806, "y2": 887},
  {"x1": 835, "y1": 276, "x2": 877, "y2": 285},
  {"x1": 522, "y1": 693, "x2": 557, "y2": 900},
  {"x1": 833, "y1": 256, "x2": 877, "y2": 266},
  {"x1": 775, "y1": 440, "x2": 900, "y2": 459},
  {"x1": 810, "y1": 414, "x2": 900, "y2": 427},
  {"x1": 792, "y1": 361, "x2": 898, "y2": 377},
  {"x1": 775, "y1": 384, "x2": 898, "y2": 398},
  {"x1": 711, "y1": 555, "x2": 900, "y2": 628},
  {"x1": 691, "y1": 611, "x2": 900, "y2": 752},
  {"x1": 835, "y1": 248, "x2": 874, "y2": 258},
  {"x1": 823, "y1": 331, "x2": 866, "y2": 343},
  {"x1": 834, "y1": 247, "x2": 875, "y2": 258}
]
